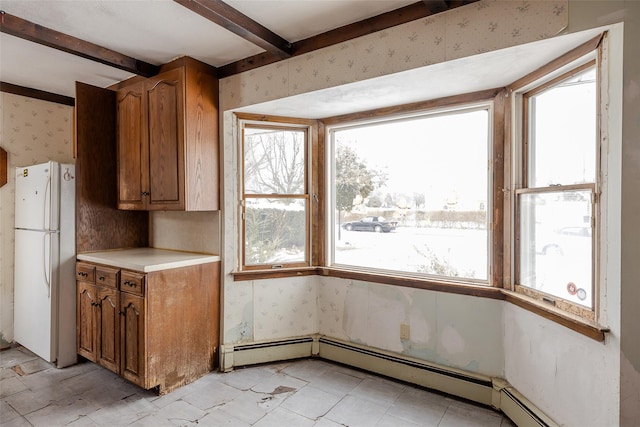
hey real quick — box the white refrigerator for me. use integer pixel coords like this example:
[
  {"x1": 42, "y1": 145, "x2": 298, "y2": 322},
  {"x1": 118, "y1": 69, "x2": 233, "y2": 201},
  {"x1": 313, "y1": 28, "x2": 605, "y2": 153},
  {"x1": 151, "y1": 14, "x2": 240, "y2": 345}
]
[{"x1": 13, "y1": 161, "x2": 77, "y2": 368}]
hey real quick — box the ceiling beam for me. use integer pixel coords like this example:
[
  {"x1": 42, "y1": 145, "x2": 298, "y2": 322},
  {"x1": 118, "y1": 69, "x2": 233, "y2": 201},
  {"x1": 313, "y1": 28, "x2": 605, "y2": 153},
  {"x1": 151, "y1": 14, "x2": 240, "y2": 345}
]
[
  {"x1": 174, "y1": 0, "x2": 292, "y2": 58},
  {"x1": 1, "y1": 81, "x2": 74, "y2": 106},
  {"x1": 218, "y1": 0, "x2": 478, "y2": 78},
  {"x1": 422, "y1": 0, "x2": 450, "y2": 14},
  {"x1": 0, "y1": 11, "x2": 159, "y2": 77}
]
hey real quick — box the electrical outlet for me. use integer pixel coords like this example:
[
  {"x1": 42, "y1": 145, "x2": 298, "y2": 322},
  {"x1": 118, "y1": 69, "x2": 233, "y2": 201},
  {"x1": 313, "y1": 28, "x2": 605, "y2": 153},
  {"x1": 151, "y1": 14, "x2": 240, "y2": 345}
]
[{"x1": 400, "y1": 323, "x2": 410, "y2": 340}]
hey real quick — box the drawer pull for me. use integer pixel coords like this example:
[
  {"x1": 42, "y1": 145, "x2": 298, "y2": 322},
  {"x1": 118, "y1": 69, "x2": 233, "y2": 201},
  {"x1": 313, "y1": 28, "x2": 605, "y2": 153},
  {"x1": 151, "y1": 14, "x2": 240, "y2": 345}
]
[
  {"x1": 78, "y1": 272, "x2": 88, "y2": 277},
  {"x1": 98, "y1": 276, "x2": 105, "y2": 281},
  {"x1": 123, "y1": 280, "x2": 137, "y2": 288}
]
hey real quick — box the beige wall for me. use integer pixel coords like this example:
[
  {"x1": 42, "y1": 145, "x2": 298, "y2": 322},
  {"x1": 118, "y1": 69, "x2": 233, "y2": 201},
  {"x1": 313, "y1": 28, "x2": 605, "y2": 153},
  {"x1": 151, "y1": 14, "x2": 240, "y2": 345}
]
[{"x1": 0, "y1": 92, "x2": 74, "y2": 347}]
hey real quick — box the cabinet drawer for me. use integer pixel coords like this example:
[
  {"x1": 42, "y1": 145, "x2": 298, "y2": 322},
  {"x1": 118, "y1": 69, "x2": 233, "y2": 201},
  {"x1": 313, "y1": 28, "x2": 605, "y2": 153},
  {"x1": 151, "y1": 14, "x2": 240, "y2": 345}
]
[
  {"x1": 120, "y1": 271, "x2": 145, "y2": 296},
  {"x1": 95, "y1": 266, "x2": 119, "y2": 289},
  {"x1": 76, "y1": 262, "x2": 95, "y2": 282}
]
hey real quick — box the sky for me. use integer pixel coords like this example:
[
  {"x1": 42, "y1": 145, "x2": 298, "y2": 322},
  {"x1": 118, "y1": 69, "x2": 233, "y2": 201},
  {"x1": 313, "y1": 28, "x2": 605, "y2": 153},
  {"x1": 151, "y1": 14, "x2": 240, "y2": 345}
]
[{"x1": 333, "y1": 108, "x2": 489, "y2": 209}]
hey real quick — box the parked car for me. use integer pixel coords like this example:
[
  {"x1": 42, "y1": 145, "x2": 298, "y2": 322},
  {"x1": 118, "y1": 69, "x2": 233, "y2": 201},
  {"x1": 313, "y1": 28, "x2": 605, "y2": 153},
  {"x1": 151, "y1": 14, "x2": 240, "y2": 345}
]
[{"x1": 341, "y1": 216, "x2": 398, "y2": 232}]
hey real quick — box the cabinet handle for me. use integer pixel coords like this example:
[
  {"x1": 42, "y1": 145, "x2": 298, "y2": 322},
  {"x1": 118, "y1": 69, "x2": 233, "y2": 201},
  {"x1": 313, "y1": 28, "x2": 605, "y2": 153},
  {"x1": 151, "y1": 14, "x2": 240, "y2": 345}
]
[
  {"x1": 141, "y1": 191, "x2": 150, "y2": 196},
  {"x1": 123, "y1": 280, "x2": 137, "y2": 288},
  {"x1": 78, "y1": 272, "x2": 88, "y2": 277},
  {"x1": 98, "y1": 276, "x2": 105, "y2": 281}
]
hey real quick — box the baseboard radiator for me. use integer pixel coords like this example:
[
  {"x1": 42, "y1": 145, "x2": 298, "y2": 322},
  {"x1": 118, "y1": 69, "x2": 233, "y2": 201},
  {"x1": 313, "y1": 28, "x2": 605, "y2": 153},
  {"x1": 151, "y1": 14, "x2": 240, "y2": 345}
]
[{"x1": 220, "y1": 335, "x2": 558, "y2": 427}]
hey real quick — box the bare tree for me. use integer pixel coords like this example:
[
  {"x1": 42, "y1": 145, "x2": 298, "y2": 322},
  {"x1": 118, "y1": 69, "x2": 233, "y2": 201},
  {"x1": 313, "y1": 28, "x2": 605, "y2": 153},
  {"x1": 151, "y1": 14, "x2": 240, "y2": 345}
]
[
  {"x1": 244, "y1": 129, "x2": 306, "y2": 264},
  {"x1": 244, "y1": 130, "x2": 305, "y2": 196}
]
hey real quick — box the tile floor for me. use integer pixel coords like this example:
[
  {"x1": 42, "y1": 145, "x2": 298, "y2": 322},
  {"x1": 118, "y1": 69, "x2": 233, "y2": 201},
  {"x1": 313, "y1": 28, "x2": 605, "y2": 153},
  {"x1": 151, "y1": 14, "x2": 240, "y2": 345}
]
[{"x1": 1, "y1": 346, "x2": 516, "y2": 427}]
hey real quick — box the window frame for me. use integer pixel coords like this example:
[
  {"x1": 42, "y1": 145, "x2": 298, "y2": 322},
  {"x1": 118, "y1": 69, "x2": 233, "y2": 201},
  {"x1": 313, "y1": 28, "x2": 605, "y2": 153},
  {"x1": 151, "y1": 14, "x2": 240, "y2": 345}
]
[
  {"x1": 321, "y1": 89, "x2": 506, "y2": 288},
  {"x1": 237, "y1": 114, "x2": 319, "y2": 271},
  {"x1": 324, "y1": 102, "x2": 497, "y2": 285},
  {"x1": 508, "y1": 43, "x2": 603, "y2": 322}
]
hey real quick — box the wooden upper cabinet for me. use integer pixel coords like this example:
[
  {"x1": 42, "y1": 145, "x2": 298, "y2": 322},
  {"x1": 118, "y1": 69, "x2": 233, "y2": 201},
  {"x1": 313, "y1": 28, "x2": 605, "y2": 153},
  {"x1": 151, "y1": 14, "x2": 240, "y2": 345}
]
[
  {"x1": 146, "y1": 68, "x2": 184, "y2": 209},
  {"x1": 116, "y1": 58, "x2": 219, "y2": 211},
  {"x1": 116, "y1": 81, "x2": 146, "y2": 209}
]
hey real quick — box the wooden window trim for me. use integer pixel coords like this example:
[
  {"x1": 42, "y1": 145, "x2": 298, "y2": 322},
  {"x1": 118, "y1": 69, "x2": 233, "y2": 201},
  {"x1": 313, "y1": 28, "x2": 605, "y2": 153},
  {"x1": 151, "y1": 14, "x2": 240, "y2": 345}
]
[
  {"x1": 237, "y1": 114, "x2": 319, "y2": 270},
  {"x1": 323, "y1": 89, "x2": 504, "y2": 287},
  {"x1": 502, "y1": 290, "x2": 607, "y2": 341},
  {"x1": 507, "y1": 34, "x2": 603, "y2": 93},
  {"x1": 514, "y1": 57, "x2": 600, "y2": 320}
]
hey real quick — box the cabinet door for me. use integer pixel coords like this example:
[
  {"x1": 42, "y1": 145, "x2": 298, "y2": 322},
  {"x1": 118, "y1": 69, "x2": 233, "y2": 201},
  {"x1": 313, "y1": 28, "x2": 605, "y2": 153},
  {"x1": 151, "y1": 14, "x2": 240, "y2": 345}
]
[
  {"x1": 146, "y1": 68, "x2": 185, "y2": 210},
  {"x1": 96, "y1": 286, "x2": 119, "y2": 374},
  {"x1": 77, "y1": 281, "x2": 97, "y2": 362},
  {"x1": 117, "y1": 81, "x2": 147, "y2": 210},
  {"x1": 120, "y1": 292, "x2": 146, "y2": 387}
]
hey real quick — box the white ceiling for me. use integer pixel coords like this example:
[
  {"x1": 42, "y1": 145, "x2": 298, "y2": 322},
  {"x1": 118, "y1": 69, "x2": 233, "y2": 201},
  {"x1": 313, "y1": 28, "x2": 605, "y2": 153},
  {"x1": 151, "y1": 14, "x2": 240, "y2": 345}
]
[{"x1": 0, "y1": 0, "x2": 603, "y2": 118}]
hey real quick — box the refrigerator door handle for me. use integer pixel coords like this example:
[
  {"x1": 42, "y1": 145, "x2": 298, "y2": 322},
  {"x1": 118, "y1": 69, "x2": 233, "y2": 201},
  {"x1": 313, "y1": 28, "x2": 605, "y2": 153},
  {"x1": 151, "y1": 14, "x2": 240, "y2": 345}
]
[
  {"x1": 43, "y1": 174, "x2": 51, "y2": 230},
  {"x1": 43, "y1": 231, "x2": 52, "y2": 297}
]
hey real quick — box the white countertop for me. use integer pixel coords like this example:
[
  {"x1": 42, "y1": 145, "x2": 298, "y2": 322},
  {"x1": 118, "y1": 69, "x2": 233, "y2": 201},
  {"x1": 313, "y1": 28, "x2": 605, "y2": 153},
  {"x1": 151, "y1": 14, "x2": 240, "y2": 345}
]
[{"x1": 77, "y1": 248, "x2": 220, "y2": 273}]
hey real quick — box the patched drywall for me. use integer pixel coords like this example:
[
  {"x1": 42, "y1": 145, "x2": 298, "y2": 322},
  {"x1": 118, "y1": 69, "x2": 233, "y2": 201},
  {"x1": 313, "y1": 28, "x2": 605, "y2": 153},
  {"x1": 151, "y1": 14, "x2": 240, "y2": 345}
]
[
  {"x1": 223, "y1": 276, "x2": 319, "y2": 344},
  {"x1": 223, "y1": 280, "x2": 254, "y2": 343},
  {"x1": 504, "y1": 305, "x2": 619, "y2": 426},
  {"x1": 0, "y1": 93, "x2": 73, "y2": 348},
  {"x1": 319, "y1": 279, "x2": 503, "y2": 376}
]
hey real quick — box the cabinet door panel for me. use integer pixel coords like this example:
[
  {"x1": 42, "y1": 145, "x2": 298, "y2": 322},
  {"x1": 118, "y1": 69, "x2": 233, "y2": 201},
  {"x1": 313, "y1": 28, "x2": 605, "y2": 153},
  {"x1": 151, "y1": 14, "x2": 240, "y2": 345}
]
[
  {"x1": 120, "y1": 293, "x2": 146, "y2": 387},
  {"x1": 117, "y1": 82, "x2": 146, "y2": 209},
  {"x1": 97, "y1": 287, "x2": 119, "y2": 374},
  {"x1": 77, "y1": 281, "x2": 97, "y2": 362},
  {"x1": 147, "y1": 69, "x2": 184, "y2": 209}
]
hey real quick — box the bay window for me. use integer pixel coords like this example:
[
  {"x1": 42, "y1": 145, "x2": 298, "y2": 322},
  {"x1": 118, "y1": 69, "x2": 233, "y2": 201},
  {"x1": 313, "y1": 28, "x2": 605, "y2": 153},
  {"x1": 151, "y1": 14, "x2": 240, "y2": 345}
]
[{"x1": 233, "y1": 32, "x2": 607, "y2": 335}]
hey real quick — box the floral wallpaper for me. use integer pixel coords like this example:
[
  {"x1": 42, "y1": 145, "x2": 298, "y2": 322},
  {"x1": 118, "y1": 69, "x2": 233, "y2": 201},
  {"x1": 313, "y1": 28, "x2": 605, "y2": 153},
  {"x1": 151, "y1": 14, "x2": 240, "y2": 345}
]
[
  {"x1": 0, "y1": 92, "x2": 74, "y2": 347},
  {"x1": 221, "y1": 1, "x2": 568, "y2": 348}
]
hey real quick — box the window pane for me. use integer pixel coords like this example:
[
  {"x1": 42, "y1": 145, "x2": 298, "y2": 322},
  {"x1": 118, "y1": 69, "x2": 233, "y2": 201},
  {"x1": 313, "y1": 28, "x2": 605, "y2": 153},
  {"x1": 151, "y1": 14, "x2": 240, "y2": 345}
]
[
  {"x1": 244, "y1": 198, "x2": 307, "y2": 266},
  {"x1": 333, "y1": 109, "x2": 489, "y2": 281},
  {"x1": 244, "y1": 127, "x2": 306, "y2": 194},
  {"x1": 527, "y1": 67, "x2": 596, "y2": 187},
  {"x1": 518, "y1": 190, "x2": 593, "y2": 307}
]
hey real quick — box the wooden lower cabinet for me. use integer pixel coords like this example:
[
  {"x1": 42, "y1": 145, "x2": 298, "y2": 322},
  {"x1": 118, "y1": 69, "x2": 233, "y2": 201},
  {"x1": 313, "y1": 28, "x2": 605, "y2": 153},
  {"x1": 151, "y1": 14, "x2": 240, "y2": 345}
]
[
  {"x1": 97, "y1": 285, "x2": 120, "y2": 373},
  {"x1": 76, "y1": 260, "x2": 219, "y2": 394},
  {"x1": 120, "y1": 291, "x2": 145, "y2": 387},
  {"x1": 77, "y1": 280, "x2": 98, "y2": 360}
]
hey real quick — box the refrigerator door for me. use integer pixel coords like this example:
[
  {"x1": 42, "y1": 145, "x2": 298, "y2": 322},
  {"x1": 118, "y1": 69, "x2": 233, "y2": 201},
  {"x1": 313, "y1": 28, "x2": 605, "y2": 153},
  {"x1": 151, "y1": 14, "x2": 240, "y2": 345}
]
[
  {"x1": 57, "y1": 164, "x2": 77, "y2": 368},
  {"x1": 13, "y1": 228, "x2": 59, "y2": 363},
  {"x1": 15, "y1": 161, "x2": 59, "y2": 231}
]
